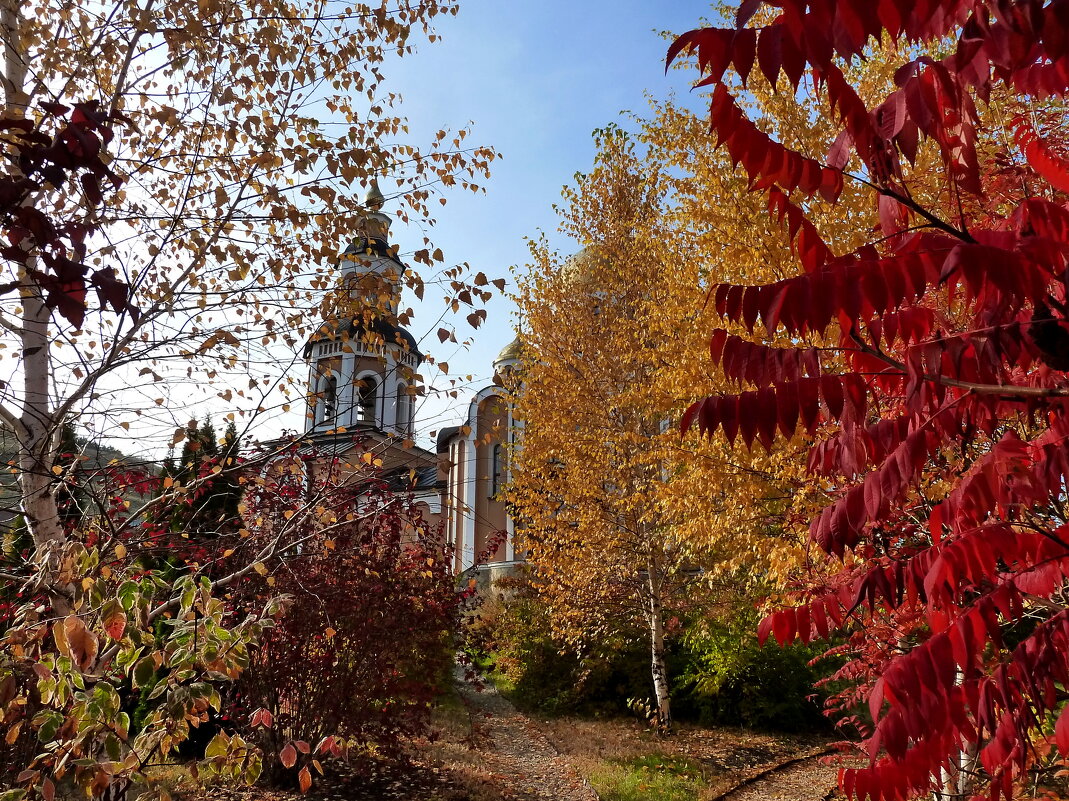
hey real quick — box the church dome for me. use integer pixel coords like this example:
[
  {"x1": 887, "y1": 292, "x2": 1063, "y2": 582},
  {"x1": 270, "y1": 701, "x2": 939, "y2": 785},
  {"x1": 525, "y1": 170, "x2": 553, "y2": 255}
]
[
  {"x1": 560, "y1": 247, "x2": 609, "y2": 287},
  {"x1": 493, "y1": 336, "x2": 524, "y2": 371}
]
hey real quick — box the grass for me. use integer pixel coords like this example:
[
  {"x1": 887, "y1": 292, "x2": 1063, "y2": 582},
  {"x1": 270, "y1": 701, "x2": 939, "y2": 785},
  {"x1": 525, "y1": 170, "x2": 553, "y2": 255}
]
[
  {"x1": 431, "y1": 678, "x2": 473, "y2": 736},
  {"x1": 587, "y1": 753, "x2": 707, "y2": 801}
]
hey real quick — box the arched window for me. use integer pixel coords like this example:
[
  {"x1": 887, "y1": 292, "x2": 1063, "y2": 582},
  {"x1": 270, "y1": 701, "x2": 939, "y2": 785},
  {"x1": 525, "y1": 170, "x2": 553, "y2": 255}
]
[
  {"x1": 395, "y1": 384, "x2": 411, "y2": 437},
  {"x1": 321, "y1": 375, "x2": 338, "y2": 423},
  {"x1": 490, "y1": 443, "x2": 503, "y2": 498},
  {"x1": 358, "y1": 376, "x2": 378, "y2": 424}
]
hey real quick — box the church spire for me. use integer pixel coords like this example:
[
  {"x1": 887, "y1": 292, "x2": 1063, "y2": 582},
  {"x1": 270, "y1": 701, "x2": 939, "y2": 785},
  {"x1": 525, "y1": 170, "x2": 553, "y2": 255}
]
[{"x1": 364, "y1": 178, "x2": 386, "y2": 211}]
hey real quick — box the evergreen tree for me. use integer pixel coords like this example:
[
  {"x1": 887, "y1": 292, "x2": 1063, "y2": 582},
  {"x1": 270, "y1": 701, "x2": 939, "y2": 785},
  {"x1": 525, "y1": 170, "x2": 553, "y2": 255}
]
[
  {"x1": 163, "y1": 417, "x2": 241, "y2": 539},
  {"x1": 54, "y1": 423, "x2": 83, "y2": 527}
]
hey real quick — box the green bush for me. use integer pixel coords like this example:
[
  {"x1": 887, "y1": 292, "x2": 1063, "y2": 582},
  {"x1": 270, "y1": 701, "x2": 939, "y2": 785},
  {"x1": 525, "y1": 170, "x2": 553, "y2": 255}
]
[
  {"x1": 468, "y1": 573, "x2": 830, "y2": 732},
  {"x1": 674, "y1": 609, "x2": 828, "y2": 732}
]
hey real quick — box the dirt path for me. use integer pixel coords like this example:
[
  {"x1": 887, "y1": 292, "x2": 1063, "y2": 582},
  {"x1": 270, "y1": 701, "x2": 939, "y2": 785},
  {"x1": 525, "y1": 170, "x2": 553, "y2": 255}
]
[
  {"x1": 712, "y1": 752, "x2": 840, "y2": 801},
  {"x1": 453, "y1": 669, "x2": 599, "y2": 801}
]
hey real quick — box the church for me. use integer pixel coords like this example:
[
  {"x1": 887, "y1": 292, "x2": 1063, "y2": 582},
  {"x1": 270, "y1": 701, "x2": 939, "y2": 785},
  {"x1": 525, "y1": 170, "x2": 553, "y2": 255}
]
[{"x1": 298, "y1": 182, "x2": 523, "y2": 580}]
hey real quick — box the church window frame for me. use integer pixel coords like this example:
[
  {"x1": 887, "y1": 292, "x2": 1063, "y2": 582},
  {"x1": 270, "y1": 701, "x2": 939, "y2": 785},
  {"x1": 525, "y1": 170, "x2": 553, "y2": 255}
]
[
  {"x1": 356, "y1": 372, "x2": 380, "y2": 425},
  {"x1": 394, "y1": 382, "x2": 412, "y2": 437},
  {"x1": 490, "y1": 442, "x2": 504, "y2": 499},
  {"x1": 320, "y1": 374, "x2": 338, "y2": 424}
]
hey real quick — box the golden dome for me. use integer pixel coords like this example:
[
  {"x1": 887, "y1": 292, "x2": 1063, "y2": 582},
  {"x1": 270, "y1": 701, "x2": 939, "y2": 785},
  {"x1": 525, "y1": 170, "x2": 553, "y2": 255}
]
[{"x1": 494, "y1": 336, "x2": 524, "y2": 368}]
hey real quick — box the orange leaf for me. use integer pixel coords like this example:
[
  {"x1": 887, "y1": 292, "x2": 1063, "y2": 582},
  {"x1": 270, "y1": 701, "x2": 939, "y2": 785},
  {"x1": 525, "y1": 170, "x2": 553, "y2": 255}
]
[
  {"x1": 63, "y1": 615, "x2": 98, "y2": 672},
  {"x1": 298, "y1": 766, "x2": 311, "y2": 793},
  {"x1": 104, "y1": 610, "x2": 126, "y2": 641},
  {"x1": 280, "y1": 743, "x2": 297, "y2": 769}
]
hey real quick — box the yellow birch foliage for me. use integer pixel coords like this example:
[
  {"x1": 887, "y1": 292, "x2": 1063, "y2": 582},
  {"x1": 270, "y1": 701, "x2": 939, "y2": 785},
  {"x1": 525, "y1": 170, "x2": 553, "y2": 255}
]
[
  {"x1": 509, "y1": 11, "x2": 1053, "y2": 658},
  {"x1": 509, "y1": 53, "x2": 905, "y2": 645},
  {"x1": 510, "y1": 128, "x2": 808, "y2": 663},
  {"x1": 0, "y1": 0, "x2": 496, "y2": 445}
]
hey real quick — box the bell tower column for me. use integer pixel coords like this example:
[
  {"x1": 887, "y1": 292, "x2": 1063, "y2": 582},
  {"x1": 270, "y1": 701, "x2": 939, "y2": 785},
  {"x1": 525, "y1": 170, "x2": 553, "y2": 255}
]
[{"x1": 340, "y1": 348, "x2": 357, "y2": 427}]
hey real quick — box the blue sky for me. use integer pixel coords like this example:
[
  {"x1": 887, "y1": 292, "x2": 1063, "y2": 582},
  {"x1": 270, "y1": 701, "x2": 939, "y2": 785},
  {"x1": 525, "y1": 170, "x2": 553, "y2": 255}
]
[{"x1": 377, "y1": 0, "x2": 718, "y2": 439}]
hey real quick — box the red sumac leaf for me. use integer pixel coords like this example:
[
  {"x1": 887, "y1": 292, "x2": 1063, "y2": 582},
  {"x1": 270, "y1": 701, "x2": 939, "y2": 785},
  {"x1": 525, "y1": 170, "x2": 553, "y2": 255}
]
[
  {"x1": 709, "y1": 328, "x2": 728, "y2": 364},
  {"x1": 757, "y1": 614, "x2": 774, "y2": 646},
  {"x1": 821, "y1": 376, "x2": 845, "y2": 420},
  {"x1": 771, "y1": 609, "x2": 796, "y2": 645},
  {"x1": 680, "y1": 400, "x2": 701, "y2": 436},
  {"x1": 776, "y1": 380, "x2": 799, "y2": 437},
  {"x1": 719, "y1": 396, "x2": 740, "y2": 445},
  {"x1": 827, "y1": 130, "x2": 853, "y2": 170},
  {"x1": 757, "y1": 25, "x2": 783, "y2": 87}
]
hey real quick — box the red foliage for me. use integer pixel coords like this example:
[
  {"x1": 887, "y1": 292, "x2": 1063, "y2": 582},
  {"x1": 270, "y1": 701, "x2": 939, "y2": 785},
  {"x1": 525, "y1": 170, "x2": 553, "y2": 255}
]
[
  {"x1": 0, "y1": 102, "x2": 135, "y2": 328},
  {"x1": 227, "y1": 450, "x2": 461, "y2": 784},
  {"x1": 672, "y1": 2, "x2": 1069, "y2": 799}
]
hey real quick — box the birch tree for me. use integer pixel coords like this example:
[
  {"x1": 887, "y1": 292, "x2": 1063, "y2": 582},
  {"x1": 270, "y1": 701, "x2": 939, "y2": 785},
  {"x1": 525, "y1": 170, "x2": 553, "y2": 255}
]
[
  {"x1": 0, "y1": 1, "x2": 493, "y2": 795},
  {"x1": 508, "y1": 39, "x2": 901, "y2": 728},
  {"x1": 511, "y1": 128, "x2": 788, "y2": 731},
  {"x1": 0, "y1": 0, "x2": 494, "y2": 581}
]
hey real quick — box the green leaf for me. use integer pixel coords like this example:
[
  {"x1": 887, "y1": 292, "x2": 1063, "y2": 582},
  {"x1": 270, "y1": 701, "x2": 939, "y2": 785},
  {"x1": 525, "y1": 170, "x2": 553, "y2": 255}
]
[
  {"x1": 204, "y1": 732, "x2": 229, "y2": 758},
  {"x1": 133, "y1": 657, "x2": 155, "y2": 689},
  {"x1": 117, "y1": 581, "x2": 138, "y2": 611},
  {"x1": 33, "y1": 710, "x2": 62, "y2": 742}
]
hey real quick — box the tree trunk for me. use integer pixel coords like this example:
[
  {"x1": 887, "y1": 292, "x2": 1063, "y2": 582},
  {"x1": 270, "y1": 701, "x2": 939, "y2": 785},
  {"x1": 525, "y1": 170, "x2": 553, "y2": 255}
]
[
  {"x1": 935, "y1": 669, "x2": 978, "y2": 801},
  {"x1": 2, "y1": 0, "x2": 68, "y2": 605},
  {"x1": 19, "y1": 288, "x2": 65, "y2": 552},
  {"x1": 0, "y1": 0, "x2": 30, "y2": 113},
  {"x1": 646, "y1": 563, "x2": 672, "y2": 733}
]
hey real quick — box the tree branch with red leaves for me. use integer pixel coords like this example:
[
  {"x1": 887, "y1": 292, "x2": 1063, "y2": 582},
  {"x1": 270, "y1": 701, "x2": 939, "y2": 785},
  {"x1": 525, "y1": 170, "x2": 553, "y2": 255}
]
[{"x1": 672, "y1": 1, "x2": 1069, "y2": 799}]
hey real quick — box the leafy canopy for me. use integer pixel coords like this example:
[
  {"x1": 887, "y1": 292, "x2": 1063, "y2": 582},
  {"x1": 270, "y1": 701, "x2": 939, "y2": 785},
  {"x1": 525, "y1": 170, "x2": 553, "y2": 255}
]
[{"x1": 672, "y1": 1, "x2": 1069, "y2": 799}]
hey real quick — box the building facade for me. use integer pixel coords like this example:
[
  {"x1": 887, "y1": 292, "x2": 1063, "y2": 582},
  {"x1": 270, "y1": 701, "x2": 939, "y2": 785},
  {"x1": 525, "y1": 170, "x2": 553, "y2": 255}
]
[
  {"x1": 436, "y1": 338, "x2": 523, "y2": 577},
  {"x1": 298, "y1": 185, "x2": 521, "y2": 577}
]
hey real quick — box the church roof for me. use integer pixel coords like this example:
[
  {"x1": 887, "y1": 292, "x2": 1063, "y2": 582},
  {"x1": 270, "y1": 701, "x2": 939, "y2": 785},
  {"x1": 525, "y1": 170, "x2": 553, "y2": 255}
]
[
  {"x1": 436, "y1": 425, "x2": 460, "y2": 453},
  {"x1": 494, "y1": 336, "x2": 524, "y2": 367},
  {"x1": 383, "y1": 464, "x2": 438, "y2": 492},
  {"x1": 303, "y1": 316, "x2": 423, "y2": 363},
  {"x1": 341, "y1": 236, "x2": 396, "y2": 262}
]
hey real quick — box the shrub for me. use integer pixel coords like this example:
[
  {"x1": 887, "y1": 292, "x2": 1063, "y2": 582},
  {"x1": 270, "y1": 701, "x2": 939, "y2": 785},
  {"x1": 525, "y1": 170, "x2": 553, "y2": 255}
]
[
  {"x1": 230, "y1": 460, "x2": 461, "y2": 785},
  {"x1": 468, "y1": 573, "x2": 653, "y2": 716},
  {"x1": 675, "y1": 609, "x2": 828, "y2": 732},
  {"x1": 471, "y1": 572, "x2": 830, "y2": 730}
]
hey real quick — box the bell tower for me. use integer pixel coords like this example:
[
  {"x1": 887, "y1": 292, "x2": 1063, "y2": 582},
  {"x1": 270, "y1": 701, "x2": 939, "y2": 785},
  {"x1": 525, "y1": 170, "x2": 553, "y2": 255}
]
[{"x1": 304, "y1": 181, "x2": 421, "y2": 437}]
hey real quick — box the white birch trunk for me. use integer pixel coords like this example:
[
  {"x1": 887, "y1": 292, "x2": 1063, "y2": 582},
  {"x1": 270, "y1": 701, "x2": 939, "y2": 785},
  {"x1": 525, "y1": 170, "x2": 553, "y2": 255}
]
[
  {"x1": 1, "y1": 0, "x2": 68, "y2": 583},
  {"x1": 647, "y1": 562, "x2": 672, "y2": 732}
]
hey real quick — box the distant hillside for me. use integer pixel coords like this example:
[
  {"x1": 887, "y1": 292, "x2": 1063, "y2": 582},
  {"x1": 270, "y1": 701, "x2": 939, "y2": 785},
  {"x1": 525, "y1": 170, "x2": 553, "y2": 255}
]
[
  {"x1": 0, "y1": 428, "x2": 157, "y2": 475},
  {"x1": 0, "y1": 429, "x2": 160, "y2": 529}
]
